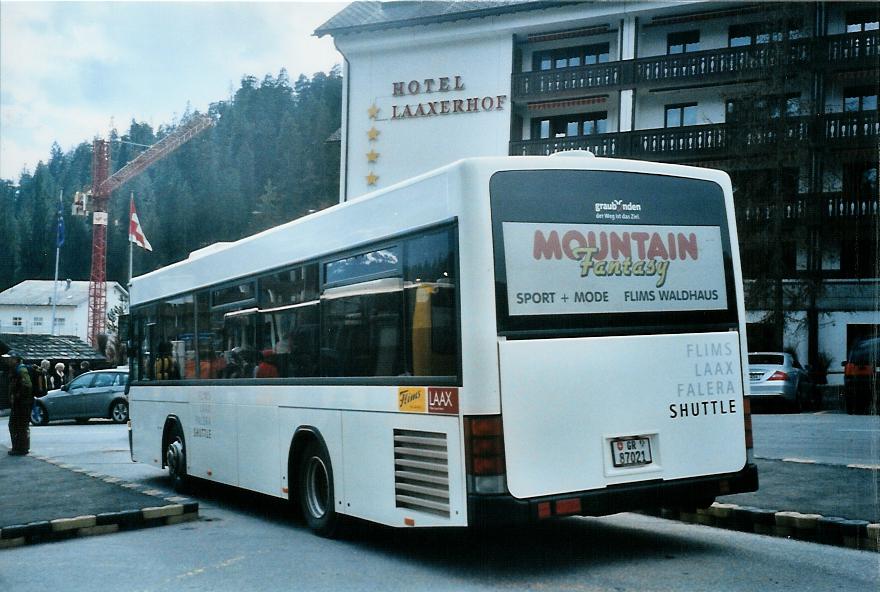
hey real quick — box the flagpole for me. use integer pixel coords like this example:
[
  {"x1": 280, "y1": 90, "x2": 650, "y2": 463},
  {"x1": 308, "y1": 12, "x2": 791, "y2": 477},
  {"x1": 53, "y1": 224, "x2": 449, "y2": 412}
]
[
  {"x1": 51, "y1": 190, "x2": 63, "y2": 335},
  {"x1": 129, "y1": 192, "x2": 134, "y2": 288}
]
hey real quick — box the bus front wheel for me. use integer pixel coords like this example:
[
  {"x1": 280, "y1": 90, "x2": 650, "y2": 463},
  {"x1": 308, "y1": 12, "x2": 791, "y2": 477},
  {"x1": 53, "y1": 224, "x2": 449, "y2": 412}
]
[
  {"x1": 298, "y1": 440, "x2": 341, "y2": 537},
  {"x1": 165, "y1": 422, "x2": 190, "y2": 493}
]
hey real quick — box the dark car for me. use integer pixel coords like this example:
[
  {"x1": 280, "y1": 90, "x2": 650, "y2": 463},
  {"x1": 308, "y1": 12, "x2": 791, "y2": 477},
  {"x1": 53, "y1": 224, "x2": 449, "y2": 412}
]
[
  {"x1": 31, "y1": 369, "x2": 129, "y2": 425},
  {"x1": 843, "y1": 338, "x2": 879, "y2": 415}
]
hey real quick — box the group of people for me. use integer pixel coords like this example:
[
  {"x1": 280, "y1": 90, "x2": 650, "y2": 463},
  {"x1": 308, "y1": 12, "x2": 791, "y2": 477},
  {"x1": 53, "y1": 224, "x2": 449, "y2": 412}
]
[{"x1": 2, "y1": 340, "x2": 95, "y2": 456}]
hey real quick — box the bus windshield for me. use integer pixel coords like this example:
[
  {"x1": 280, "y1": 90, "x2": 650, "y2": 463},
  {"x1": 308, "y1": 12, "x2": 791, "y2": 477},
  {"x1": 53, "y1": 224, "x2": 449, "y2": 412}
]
[{"x1": 490, "y1": 169, "x2": 738, "y2": 338}]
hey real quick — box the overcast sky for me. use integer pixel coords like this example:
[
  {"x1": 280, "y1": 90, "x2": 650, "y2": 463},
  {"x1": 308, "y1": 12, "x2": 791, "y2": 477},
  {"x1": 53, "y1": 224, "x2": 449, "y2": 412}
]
[{"x1": 0, "y1": 1, "x2": 346, "y2": 181}]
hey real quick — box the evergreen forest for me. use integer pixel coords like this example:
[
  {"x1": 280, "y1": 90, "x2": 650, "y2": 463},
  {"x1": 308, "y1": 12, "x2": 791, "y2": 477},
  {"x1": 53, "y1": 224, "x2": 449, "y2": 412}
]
[{"x1": 0, "y1": 68, "x2": 342, "y2": 292}]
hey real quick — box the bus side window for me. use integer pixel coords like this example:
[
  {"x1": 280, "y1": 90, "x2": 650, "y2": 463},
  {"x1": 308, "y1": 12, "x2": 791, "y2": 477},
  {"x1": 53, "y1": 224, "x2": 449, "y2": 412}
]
[
  {"x1": 320, "y1": 279, "x2": 404, "y2": 378},
  {"x1": 404, "y1": 228, "x2": 458, "y2": 377}
]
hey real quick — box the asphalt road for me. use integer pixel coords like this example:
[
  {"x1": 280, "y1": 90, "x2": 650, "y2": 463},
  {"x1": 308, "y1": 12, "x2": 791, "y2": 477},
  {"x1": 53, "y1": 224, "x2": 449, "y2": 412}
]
[
  {"x1": 0, "y1": 414, "x2": 877, "y2": 592},
  {"x1": 749, "y1": 411, "x2": 879, "y2": 467}
]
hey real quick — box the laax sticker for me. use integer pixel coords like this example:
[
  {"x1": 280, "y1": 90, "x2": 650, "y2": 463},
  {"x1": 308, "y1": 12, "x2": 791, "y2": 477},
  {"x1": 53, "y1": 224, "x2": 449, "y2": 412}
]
[
  {"x1": 398, "y1": 387, "x2": 427, "y2": 413},
  {"x1": 428, "y1": 387, "x2": 459, "y2": 414}
]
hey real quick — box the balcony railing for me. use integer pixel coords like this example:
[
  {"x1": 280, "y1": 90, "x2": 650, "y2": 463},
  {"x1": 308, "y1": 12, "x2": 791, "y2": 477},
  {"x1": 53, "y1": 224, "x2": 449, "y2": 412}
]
[
  {"x1": 822, "y1": 193, "x2": 879, "y2": 220},
  {"x1": 740, "y1": 197, "x2": 809, "y2": 223},
  {"x1": 630, "y1": 124, "x2": 728, "y2": 159},
  {"x1": 824, "y1": 111, "x2": 879, "y2": 143},
  {"x1": 509, "y1": 134, "x2": 619, "y2": 157},
  {"x1": 635, "y1": 40, "x2": 811, "y2": 85},
  {"x1": 512, "y1": 63, "x2": 623, "y2": 100},
  {"x1": 511, "y1": 112, "x2": 876, "y2": 160},
  {"x1": 512, "y1": 30, "x2": 876, "y2": 101},
  {"x1": 739, "y1": 193, "x2": 878, "y2": 224},
  {"x1": 825, "y1": 30, "x2": 879, "y2": 64}
]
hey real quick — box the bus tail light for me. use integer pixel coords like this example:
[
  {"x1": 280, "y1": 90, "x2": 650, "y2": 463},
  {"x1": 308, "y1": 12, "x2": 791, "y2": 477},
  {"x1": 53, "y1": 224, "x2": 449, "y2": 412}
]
[
  {"x1": 464, "y1": 415, "x2": 507, "y2": 494},
  {"x1": 743, "y1": 396, "x2": 754, "y2": 453}
]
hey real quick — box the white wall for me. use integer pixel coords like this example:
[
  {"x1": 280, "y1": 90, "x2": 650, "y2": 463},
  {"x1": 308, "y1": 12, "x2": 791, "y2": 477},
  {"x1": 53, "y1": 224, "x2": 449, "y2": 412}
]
[
  {"x1": 818, "y1": 311, "x2": 879, "y2": 385},
  {"x1": 0, "y1": 304, "x2": 82, "y2": 338},
  {"x1": 339, "y1": 34, "x2": 513, "y2": 200}
]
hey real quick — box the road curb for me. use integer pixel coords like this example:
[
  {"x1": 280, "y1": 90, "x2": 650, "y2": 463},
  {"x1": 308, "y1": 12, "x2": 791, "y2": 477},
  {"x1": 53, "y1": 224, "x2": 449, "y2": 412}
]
[
  {"x1": 0, "y1": 456, "x2": 199, "y2": 548},
  {"x1": 653, "y1": 503, "x2": 879, "y2": 552}
]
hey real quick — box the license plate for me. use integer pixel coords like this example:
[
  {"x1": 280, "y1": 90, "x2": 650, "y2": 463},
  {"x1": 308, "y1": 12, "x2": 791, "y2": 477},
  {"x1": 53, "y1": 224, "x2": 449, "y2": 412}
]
[
  {"x1": 611, "y1": 437, "x2": 653, "y2": 468},
  {"x1": 749, "y1": 372, "x2": 762, "y2": 382}
]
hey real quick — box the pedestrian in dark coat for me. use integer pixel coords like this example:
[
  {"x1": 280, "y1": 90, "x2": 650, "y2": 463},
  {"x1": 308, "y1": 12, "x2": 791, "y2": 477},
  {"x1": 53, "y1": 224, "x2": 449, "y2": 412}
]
[
  {"x1": 49, "y1": 362, "x2": 67, "y2": 390},
  {"x1": 36, "y1": 359, "x2": 50, "y2": 397},
  {"x1": 3, "y1": 350, "x2": 34, "y2": 455}
]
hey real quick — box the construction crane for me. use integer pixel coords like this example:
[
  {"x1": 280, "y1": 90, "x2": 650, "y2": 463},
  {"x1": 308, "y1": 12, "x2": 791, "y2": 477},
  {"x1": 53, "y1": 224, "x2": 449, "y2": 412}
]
[{"x1": 79, "y1": 114, "x2": 214, "y2": 347}]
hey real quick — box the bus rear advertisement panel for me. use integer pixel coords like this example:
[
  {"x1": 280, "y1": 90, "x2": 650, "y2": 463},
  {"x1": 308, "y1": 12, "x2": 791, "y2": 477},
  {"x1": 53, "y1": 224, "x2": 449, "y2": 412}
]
[
  {"x1": 490, "y1": 168, "x2": 738, "y2": 337},
  {"x1": 503, "y1": 222, "x2": 728, "y2": 316}
]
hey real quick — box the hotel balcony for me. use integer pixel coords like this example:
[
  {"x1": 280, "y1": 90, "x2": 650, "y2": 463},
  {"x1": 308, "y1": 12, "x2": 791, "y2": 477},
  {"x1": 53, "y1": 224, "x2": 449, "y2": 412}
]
[
  {"x1": 825, "y1": 30, "x2": 880, "y2": 68},
  {"x1": 509, "y1": 111, "x2": 877, "y2": 162},
  {"x1": 738, "y1": 192, "x2": 879, "y2": 226},
  {"x1": 512, "y1": 63, "x2": 624, "y2": 101},
  {"x1": 634, "y1": 39, "x2": 812, "y2": 87},
  {"x1": 511, "y1": 30, "x2": 878, "y2": 102}
]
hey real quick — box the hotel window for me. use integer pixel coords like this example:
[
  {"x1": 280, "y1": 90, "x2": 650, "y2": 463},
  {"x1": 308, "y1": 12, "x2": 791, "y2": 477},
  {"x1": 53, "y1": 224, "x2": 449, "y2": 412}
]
[
  {"x1": 33, "y1": 317, "x2": 43, "y2": 327},
  {"x1": 728, "y1": 21, "x2": 802, "y2": 46},
  {"x1": 727, "y1": 94, "x2": 801, "y2": 120},
  {"x1": 667, "y1": 30, "x2": 700, "y2": 54},
  {"x1": 12, "y1": 316, "x2": 22, "y2": 327},
  {"x1": 665, "y1": 103, "x2": 698, "y2": 127},
  {"x1": 846, "y1": 10, "x2": 879, "y2": 33},
  {"x1": 844, "y1": 86, "x2": 878, "y2": 112},
  {"x1": 533, "y1": 112, "x2": 608, "y2": 139},
  {"x1": 843, "y1": 161, "x2": 878, "y2": 200},
  {"x1": 533, "y1": 43, "x2": 610, "y2": 71}
]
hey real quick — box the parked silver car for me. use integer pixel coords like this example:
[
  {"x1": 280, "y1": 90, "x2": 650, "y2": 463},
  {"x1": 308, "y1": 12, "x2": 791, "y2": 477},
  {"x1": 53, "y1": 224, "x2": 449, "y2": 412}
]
[
  {"x1": 30, "y1": 369, "x2": 129, "y2": 426},
  {"x1": 747, "y1": 352, "x2": 814, "y2": 411}
]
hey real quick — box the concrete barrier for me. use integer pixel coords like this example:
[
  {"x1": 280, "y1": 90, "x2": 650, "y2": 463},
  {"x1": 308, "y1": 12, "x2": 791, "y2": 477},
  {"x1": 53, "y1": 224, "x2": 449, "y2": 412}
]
[{"x1": 659, "y1": 503, "x2": 877, "y2": 552}]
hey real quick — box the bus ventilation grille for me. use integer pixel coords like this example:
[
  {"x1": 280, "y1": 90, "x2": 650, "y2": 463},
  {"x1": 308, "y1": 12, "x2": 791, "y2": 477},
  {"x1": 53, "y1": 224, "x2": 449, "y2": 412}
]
[{"x1": 393, "y1": 429, "x2": 450, "y2": 517}]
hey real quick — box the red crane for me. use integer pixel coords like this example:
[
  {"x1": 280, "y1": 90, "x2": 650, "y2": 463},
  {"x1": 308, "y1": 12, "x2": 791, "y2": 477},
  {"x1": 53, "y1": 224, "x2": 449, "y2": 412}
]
[{"x1": 83, "y1": 114, "x2": 214, "y2": 346}]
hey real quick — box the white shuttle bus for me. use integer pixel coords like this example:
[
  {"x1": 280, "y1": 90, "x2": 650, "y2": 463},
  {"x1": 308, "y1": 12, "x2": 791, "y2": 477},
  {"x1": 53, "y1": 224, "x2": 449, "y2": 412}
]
[{"x1": 128, "y1": 154, "x2": 757, "y2": 535}]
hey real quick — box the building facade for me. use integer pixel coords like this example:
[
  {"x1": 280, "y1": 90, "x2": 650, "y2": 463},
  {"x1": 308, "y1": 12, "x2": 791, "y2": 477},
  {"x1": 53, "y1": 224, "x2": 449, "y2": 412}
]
[
  {"x1": 317, "y1": 1, "x2": 878, "y2": 383},
  {"x1": 0, "y1": 280, "x2": 128, "y2": 344}
]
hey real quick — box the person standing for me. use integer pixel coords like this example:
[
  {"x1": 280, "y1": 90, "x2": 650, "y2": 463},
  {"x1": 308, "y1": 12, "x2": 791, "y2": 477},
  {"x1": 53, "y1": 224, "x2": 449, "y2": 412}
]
[
  {"x1": 49, "y1": 362, "x2": 67, "y2": 390},
  {"x1": 36, "y1": 359, "x2": 50, "y2": 397},
  {"x1": 3, "y1": 350, "x2": 34, "y2": 455}
]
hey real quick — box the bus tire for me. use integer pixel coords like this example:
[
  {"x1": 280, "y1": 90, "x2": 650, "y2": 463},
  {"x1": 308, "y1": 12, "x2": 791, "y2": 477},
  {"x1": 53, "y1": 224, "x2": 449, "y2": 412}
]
[
  {"x1": 298, "y1": 439, "x2": 342, "y2": 538},
  {"x1": 165, "y1": 421, "x2": 190, "y2": 493}
]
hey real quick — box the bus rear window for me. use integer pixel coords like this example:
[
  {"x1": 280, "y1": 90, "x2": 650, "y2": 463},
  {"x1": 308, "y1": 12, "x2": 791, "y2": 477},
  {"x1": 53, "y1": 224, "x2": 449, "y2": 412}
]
[{"x1": 490, "y1": 169, "x2": 738, "y2": 337}]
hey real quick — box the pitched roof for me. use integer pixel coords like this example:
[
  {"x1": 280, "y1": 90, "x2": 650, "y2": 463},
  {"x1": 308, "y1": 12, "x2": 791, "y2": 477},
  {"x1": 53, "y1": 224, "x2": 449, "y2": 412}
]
[
  {"x1": 315, "y1": 1, "x2": 577, "y2": 37},
  {"x1": 0, "y1": 280, "x2": 126, "y2": 307},
  {"x1": 0, "y1": 333, "x2": 105, "y2": 363}
]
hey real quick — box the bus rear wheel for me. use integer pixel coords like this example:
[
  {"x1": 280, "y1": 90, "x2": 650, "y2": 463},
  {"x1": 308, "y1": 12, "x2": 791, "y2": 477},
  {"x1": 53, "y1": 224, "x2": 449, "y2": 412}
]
[{"x1": 298, "y1": 440, "x2": 341, "y2": 537}]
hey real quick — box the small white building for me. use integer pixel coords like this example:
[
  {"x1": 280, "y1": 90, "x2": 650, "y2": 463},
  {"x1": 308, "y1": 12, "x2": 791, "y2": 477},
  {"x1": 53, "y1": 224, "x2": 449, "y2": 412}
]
[{"x1": 0, "y1": 280, "x2": 128, "y2": 342}]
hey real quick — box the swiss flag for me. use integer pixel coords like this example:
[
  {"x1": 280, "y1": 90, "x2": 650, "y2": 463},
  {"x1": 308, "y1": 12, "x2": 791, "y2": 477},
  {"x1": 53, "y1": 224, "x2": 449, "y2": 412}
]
[{"x1": 129, "y1": 196, "x2": 153, "y2": 251}]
